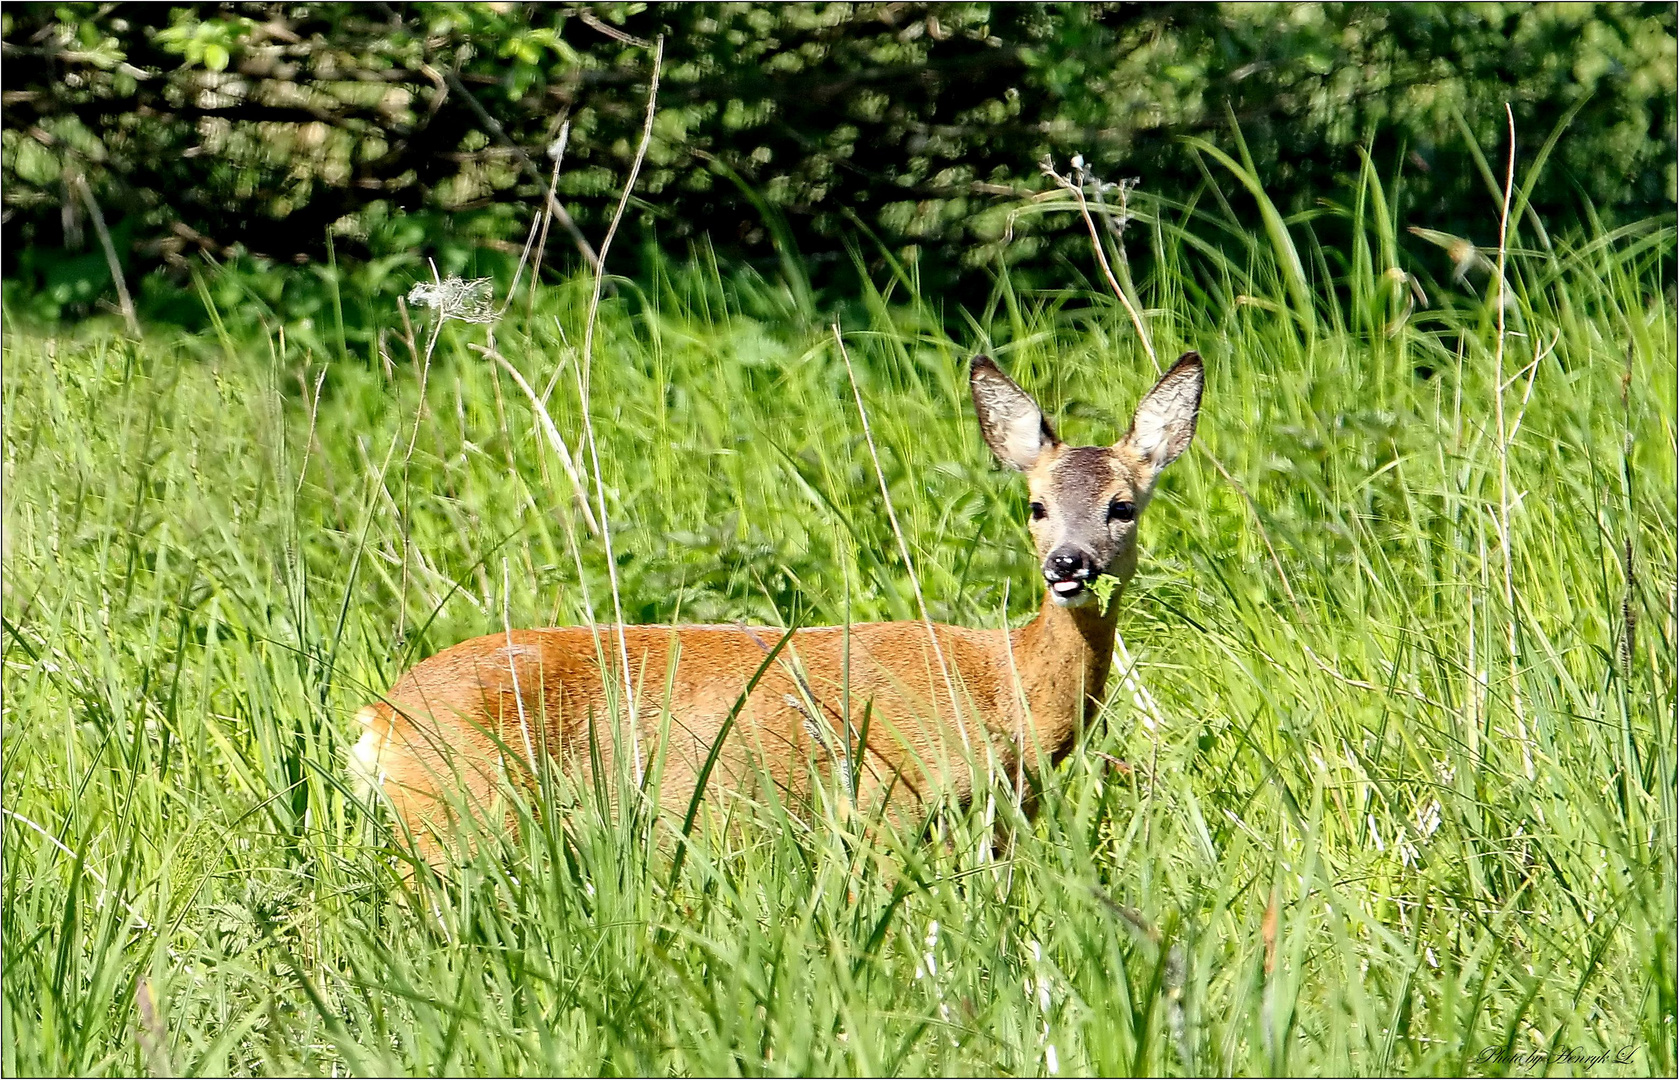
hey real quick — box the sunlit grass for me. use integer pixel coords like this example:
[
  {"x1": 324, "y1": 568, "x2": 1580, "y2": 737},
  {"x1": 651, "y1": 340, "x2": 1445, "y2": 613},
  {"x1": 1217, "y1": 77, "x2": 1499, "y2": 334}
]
[{"x1": 3, "y1": 188, "x2": 1674, "y2": 1075}]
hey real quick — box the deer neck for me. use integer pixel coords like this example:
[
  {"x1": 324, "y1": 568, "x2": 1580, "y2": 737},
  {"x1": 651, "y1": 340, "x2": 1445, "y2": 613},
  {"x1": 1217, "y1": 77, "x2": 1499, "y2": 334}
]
[{"x1": 1010, "y1": 586, "x2": 1121, "y2": 767}]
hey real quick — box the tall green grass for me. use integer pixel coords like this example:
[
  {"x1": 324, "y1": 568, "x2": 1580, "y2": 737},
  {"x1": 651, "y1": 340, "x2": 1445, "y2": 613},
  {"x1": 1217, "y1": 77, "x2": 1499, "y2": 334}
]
[{"x1": 3, "y1": 179, "x2": 1674, "y2": 1076}]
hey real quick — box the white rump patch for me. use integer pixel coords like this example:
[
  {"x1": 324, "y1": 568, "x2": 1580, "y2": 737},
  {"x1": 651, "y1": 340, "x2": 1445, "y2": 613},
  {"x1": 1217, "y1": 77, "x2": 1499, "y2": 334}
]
[{"x1": 348, "y1": 707, "x2": 388, "y2": 803}]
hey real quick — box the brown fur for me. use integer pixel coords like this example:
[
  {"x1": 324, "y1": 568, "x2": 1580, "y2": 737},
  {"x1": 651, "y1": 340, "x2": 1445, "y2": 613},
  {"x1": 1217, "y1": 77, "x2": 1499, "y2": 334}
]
[{"x1": 355, "y1": 352, "x2": 1203, "y2": 863}]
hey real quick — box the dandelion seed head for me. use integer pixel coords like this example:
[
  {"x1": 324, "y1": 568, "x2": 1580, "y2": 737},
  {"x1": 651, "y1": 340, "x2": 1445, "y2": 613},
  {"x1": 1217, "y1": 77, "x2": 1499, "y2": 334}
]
[{"x1": 407, "y1": 276, "x2": 496, "y2": 324}]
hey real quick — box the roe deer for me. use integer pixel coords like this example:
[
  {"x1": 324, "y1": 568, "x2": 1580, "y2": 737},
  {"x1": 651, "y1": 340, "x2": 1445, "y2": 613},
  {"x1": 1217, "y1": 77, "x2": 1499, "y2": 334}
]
[{"x1": 351, "y1": 352, "x2": 1203, "y2": 861}]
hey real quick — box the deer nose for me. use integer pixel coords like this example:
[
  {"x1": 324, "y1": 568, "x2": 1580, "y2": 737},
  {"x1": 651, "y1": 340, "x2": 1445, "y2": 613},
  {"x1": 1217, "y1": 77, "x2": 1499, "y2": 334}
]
[{"x1": 1044, "y1": 548, "x2": 1094, "y2": 581}]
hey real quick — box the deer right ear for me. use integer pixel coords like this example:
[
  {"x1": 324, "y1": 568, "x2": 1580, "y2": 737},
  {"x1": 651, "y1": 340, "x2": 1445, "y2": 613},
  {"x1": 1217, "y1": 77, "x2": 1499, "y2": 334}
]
[
  {"x1": 1121, "y1": 351, "x2": 1203, "y2": 474},
  {"x1": 971, "y1": 356, "x2": 1057, "y2": 471}
]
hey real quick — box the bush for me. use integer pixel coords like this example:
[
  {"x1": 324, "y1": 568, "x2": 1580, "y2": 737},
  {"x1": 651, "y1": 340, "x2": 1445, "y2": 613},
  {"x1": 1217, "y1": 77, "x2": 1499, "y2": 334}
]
[{"x1": 3, "y1": 2, "x2": 1674, "y2": 305}]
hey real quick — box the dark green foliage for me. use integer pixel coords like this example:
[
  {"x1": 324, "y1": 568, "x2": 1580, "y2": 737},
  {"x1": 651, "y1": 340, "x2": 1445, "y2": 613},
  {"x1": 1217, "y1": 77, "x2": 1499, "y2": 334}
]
[{"x1": 3, "y1": 2, "x2": 1674, "y2": 308}]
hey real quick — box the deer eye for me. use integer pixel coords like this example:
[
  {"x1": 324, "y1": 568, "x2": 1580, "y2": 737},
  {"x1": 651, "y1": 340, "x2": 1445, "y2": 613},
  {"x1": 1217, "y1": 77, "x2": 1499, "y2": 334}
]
[
  {"x1": 1029, "y1": 501, "x2": 1048, "y2": 521},
  {"x1": 1108, "y1": 500, "x2": 1136, "y2": 523}
]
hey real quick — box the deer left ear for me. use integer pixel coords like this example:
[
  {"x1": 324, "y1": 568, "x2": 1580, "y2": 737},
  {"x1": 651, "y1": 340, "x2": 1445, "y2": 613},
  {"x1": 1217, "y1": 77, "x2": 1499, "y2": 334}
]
[
  {"x1": 971, "y1": 355, "x2": 1058, "y2": 471},
  {"x1": 1119, "y1": 351, "x2": 1203, "y2": 472}
]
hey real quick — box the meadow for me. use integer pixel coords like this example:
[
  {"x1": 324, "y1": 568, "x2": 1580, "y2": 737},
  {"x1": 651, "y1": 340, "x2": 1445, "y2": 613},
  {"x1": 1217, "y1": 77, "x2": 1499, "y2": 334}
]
[{"x1": 3, "y1": 173, "x2": 1675, "y2": 1075}]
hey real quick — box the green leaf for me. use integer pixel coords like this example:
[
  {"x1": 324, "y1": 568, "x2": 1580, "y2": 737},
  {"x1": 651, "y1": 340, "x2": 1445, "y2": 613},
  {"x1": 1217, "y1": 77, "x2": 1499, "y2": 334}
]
[{"x1": 1089, "y1": 573, "x2": 1122, "y2": 615}]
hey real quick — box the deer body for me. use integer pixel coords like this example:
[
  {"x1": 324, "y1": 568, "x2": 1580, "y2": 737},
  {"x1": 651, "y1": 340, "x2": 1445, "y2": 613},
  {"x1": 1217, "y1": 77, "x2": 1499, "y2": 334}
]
[{"x1": 353, "y1": 354, "x2": 1202, "y2": 860}]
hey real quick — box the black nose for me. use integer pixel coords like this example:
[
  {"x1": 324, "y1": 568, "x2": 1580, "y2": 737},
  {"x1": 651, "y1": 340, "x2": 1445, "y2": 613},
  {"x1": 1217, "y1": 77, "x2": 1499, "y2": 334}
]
[{"x1": 1044, "y1": 549, "x2": 1094, "y2": 581}]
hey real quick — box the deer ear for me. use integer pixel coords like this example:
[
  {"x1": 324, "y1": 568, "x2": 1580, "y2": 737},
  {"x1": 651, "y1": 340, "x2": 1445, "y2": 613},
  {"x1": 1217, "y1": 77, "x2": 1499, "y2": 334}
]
[
  {"x1": 971, "y1": 356, "x2": 1056, "y2": 471},
  {"x1": 1120, "y1": 351, "x2": 1203, "y2": 473}
]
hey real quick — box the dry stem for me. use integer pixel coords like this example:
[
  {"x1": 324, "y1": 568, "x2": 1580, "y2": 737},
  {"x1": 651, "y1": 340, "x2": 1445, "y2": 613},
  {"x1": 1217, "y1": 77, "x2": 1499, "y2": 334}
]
[
  {"x1": 469, "y1": 343, "x2": 600, "y2": 536},
  {"x1": 502, "y1": 121, "x2": 569, "y2": 320},
  {"x1": 72, "y1": 173, "x2": 139, "y2": 336},
  {"x1": 522, "y1": 122, "x2": 570, "y2": 323},
  {"x1": 572, "y1": 37, "x2": 665, "y2": 788},
  {"x1": 834, "y1": 325, "x2": 974, "y2": 769},
  {"x1": 2, "y1": 807, "x2": 151, "y2": 930},
  {"x1": 1040, "y1": 156, "x2": 1157, "y2": 369},
  {"x1": 436, "y1": 64, "x2": 599, "y2": 273},
  {"x1": 502, "y1": 557, "x2": 540, "y2": 775},
  {"x1": 1491, "y1": 103, "x2": 1533, "y2": 779}
]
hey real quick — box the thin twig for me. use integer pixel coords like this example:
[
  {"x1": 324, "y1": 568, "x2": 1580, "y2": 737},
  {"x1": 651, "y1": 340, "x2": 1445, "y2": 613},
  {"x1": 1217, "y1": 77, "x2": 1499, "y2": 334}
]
[
  {"x1": 1467, "y1": 570, "x2": 1481, "y2": 760},
  {"x1": 469, "y1": 343, "x2": 600, "y2": 536},
  {"x1": 294, "y1": 364, "x2": 327, "y2": 497},
  {"x1": 434, "y1": 64, "x2": 599, "y2": 273},
  {"x1": 1491, "y1": 103, "x2": 1533, "y2": 779},
  {"x1": 521, "y1": 121, "x2": 570, "y2": 322},
  {"x1": 1505, "y1": 328, "x2": 1558, "y2": 447},
  {"x1": 503, "y1": 558, "x2": 540, "y2": 775},
  {"x1": 578, "y1": 10, "x2": 653, "y2": 47},
  {"x1": 2, "y1": 807, "x2": 151, "y2": 930},
  {"x1": 572, "y1": 37, "x2": 664, "y2": 788},
  {"x1": 396, "y1": 294, "x2": 419, "y2": 366},
  {"x1": 500, "y1": 120, "x2": 569, "y2": 320},
  {"x1": 1040, "y1": 156, "x2": 1156, "y2": 369},
  {"x1": 406, "y1": 258, "x2": 446, "y2": 461},
  {"x1": 834, "y1": 325, "x2": 973, "y2": 766},
  {"x1": 1041, "y1": 153, "x2": 1175, "y2": 751},
  {"x1": 521, "y1": 330, "x2": 606, "y2": 707},
  {"x1": 396, "y1": 272, "x2": 445, "y2": 649},
  {"x1": 999, "y1": 580, "x2": 1028, "y2": 805},
  {"x1": 72, "y1": 173, "x2": 139, "y2": 336},
  {"x1": 1112, "y1": 633, "x2": 1167, "y2": 733},
  {"x1": 502, "y1": 190, "x2": 546, "y2": 321}
]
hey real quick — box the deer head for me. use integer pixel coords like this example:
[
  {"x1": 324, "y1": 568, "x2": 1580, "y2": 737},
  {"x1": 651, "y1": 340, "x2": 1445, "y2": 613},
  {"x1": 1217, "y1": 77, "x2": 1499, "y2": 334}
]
[{"x1": 971, "y1": 352, "x2": 1203, "y2": 606}]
